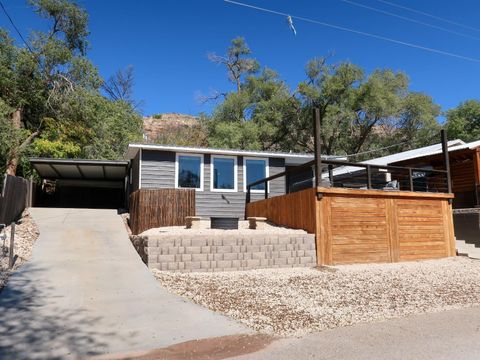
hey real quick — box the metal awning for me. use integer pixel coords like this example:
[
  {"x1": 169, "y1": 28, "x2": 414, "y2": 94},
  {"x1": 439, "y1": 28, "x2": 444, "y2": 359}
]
[{"x1": 29, "y1": 158, "x2": 129, "y2": 181}]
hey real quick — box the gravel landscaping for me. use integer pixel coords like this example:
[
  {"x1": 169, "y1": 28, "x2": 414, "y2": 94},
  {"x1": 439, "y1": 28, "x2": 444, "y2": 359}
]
[
  {"x1": 153, "y1": 257, "x2": 480, "y2": 336},
  {"x1": 0, "y1": 210, "x2": 39, "y2": 291}
]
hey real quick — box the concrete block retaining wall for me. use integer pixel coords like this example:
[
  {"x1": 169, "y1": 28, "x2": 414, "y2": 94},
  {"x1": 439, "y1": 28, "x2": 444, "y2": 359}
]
[{"x1": 132, "y1": 233, "x2": 317, "y2": 272}]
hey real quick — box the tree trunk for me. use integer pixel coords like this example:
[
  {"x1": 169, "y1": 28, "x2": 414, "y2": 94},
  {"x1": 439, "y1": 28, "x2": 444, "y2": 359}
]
[{"x1": 5, "y1": 108, "x2": 39, "y2": 176}]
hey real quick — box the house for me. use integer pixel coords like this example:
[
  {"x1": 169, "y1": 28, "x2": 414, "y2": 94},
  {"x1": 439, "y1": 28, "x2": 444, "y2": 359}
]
[{"x1": 125, "y1": 144, "x2": 322, "y2": 218}]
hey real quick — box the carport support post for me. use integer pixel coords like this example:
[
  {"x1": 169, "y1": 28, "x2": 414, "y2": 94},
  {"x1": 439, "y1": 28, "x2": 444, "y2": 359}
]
[{"x1": 313, "y1": 108, "x2": 323, "y2": 200}]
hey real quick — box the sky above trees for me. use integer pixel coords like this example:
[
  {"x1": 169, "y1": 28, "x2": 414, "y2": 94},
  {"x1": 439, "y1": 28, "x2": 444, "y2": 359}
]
[{"x1": 2, "y1": 0, "x2": 480, "y2": 117}]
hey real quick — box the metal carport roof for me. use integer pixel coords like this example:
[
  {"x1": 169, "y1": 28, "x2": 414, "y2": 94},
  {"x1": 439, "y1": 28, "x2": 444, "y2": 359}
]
[{"x1": 29, "y1": 158, "x2": 129, "y2": 181}]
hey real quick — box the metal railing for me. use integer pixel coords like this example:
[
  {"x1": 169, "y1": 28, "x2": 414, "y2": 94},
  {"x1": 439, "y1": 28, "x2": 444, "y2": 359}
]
[{"x1": 246, "y1": 158, "x2": 450, "y2": 205}]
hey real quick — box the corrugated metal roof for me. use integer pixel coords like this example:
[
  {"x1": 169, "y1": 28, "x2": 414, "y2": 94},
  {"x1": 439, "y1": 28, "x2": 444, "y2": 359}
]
[
  {"x1": 330, "y1": 139, "x2": 465, "y2": 176},
  {"x1": 30, "y1": 158, "x2": 129, "y2": 180}
]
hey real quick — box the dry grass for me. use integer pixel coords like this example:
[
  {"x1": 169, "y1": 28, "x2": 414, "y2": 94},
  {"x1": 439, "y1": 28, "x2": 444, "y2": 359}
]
[
  {"x1": 153, "y1": 257, "x2": 480, "y2": 336},
  {"x1": 0, "y1": 210, "x2": 40, "y2": 290}
]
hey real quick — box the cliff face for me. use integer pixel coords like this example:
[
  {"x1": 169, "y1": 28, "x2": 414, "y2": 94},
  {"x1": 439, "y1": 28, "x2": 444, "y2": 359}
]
[{"x1": 143, "y1": 113, "x2": 199, "y2": 142}]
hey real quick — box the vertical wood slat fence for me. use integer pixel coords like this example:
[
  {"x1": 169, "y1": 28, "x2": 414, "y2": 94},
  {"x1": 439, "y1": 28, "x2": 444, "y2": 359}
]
[
  {"x1": 129, "y1": 188, "x2": 195, "y2": 235},
  {"x1": 0, "y1": 175, "x2": 34, "y2": 225}
]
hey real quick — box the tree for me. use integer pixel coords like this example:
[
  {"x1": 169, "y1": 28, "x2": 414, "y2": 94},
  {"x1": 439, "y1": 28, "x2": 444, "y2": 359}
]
[
  {"x1": 445, "y1": 100, "x2": 480, "y2": 142},
  {"x1": 0, "y1": 0, "x2": 142, "y2": 176},
  {"x1": 103, "y1": 65, "x2": 143, "y2": 110},
  {"x1": 207, "y1": 37, "x2": 259, "y2": 94}
]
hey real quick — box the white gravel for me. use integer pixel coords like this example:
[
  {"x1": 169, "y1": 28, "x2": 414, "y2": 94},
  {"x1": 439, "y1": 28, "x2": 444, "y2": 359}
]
[
  {"x1": 153, "y1": 257, "x2": 480, "y2": 336},
  {"x1": 0, "y1": 210, "x2": 39, "y2": 290},
  {"x1": 141, "y1": 221, "x2": 306, "y2": 236}
]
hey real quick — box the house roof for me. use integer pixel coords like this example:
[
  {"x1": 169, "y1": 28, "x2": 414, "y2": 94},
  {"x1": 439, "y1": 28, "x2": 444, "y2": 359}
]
[
  {"x1": 125, "y1": 144, "x2": 344, "y2": 165},
  {"x1": 329, "y1": 139, "x2": 465, "y2": 177}
]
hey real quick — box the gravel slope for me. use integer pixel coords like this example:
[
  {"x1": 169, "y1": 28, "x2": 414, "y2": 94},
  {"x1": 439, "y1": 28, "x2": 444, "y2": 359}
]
[
  {"x1": 153, "y1": 257, "x2": 480, "y2": 336},
  {"x1": 0, "y1": 211, "x2": 39, "y2": 291}
]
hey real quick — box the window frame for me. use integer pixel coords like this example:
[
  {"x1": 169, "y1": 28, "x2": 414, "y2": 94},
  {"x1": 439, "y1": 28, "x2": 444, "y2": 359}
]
[
  {"x1": 175, "y1": 153, "x2": 204, "y2": 191},
  {"x1": 243, "y1": 157, "x2": 269, "y2": 193},
  {"x1": 210, "y1": 155, "x2": 238, "y2": 193}
]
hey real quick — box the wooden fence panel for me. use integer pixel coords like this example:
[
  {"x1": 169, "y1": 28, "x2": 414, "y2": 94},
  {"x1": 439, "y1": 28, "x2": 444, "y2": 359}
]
[
  {"x1": 129, "y1": 188, "x2": 195, "y2": 235},
  {"x1": 246, "y1": 187, "x2": 317, "y2": 234},
  {"x1": 0, "y1": 175, "x2": 32, "y2": 225},
  {"x1": 247, "y1": 186, "x2": 455, "y2": 266}
]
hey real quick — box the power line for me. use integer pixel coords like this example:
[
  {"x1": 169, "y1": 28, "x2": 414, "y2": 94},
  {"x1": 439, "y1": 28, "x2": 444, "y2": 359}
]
[
  {"x1": 0, "y1": 0, "x2": 33, "y2": 52},
  {"x1": 375, "y1": 0, "x2": 480, "y2": 34},
  {"x1": 341, "y1": 0, "x2": 480, "y2": 41},
  {"x1": 224, "y1": 0, "x2": 480, "y2": 63},
  {"x1": 345, "y1": 140, "x2": 410, "y2": 158}
]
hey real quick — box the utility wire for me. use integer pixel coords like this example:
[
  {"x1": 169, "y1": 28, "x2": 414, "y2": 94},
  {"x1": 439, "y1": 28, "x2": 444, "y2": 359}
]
[
  {"x1": 345, "y1": 140, "x2": 410, "y2": 158},
  {"x1": 341, "y1": 0, "x2": 480, "y2": 41},
  {"x1": 224, "y1": 0, "x2": 480, "y2": 63},
  {"x1": 375, "y1": 0, "x2": 480, "y2": 34},
  {"x1": 0, "y1": 0, "x2": 33, "y2": 52}
]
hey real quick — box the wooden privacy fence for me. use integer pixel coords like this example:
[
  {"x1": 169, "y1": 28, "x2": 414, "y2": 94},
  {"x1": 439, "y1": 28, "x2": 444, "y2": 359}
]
[
  {"x1": 246, "y1": 187, "x2": 455, "y2": 265},
  {"x1": 0, "y1": 175, "x2": 35, "y2": 225},
  {"x1": 129, "y1": 188, "x2": 195, "y2": 235}
]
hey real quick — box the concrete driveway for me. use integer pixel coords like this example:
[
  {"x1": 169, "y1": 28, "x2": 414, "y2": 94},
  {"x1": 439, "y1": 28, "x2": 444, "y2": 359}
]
[{"x1": 0, "y1": 208, "x2": 249, "y2": 360}]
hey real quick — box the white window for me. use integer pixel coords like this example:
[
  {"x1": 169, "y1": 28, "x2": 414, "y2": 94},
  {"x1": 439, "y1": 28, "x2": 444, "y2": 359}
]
[
  {"x1": 175, "y1": 153, "x2": 204, "y2": 191},
  {"x1": 243, "y1": 157, "x2": 269, "y2": 192},
  {"x1": 211, "y1": 155, "x2": 237, "y2": 192}
]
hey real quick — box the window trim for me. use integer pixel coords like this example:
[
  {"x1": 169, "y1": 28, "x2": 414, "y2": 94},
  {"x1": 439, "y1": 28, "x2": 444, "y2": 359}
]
[
  {"x1": 175, "y1": 153, "x2": 204, "y2": 191},
  {"x1": 210, "y1": 155, "x2": 238, "y2": 193},
  {"x1": 243, "y1": 157, "x2": 269, "y2": 193}
]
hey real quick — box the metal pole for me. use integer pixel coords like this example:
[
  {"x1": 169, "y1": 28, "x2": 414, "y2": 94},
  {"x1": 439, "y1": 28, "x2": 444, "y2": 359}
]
[
  {"x1": 441, "y1": 130, "x2": 452, "y2": 194},
  {"x1": 408, "y1": 168, "x2": 414, "y2": 191},
  {"x1": 366, "y1": 165, "x2": 372, "y2": 189},
  {"x1": 328, "y1": 164, "x2": 334, "y2": 187},
  {"x1": 313, "y1": 108, "x2": 323, "y2": 199},
  {"x1": 9, "y1": 222, "x2": 14, "y2": 269},
  {"x1": 264, "y1": 181, "x2": 268, "y2": 199}
]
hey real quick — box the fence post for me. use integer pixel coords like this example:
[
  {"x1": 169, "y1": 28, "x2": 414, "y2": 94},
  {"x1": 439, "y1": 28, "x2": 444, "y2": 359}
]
[
  {"x1": 264, "y1": 180, "x2": 268, "y2": 199},
  {"x1": 9, "y1": 222, "x2": 15, "y2": 269}
]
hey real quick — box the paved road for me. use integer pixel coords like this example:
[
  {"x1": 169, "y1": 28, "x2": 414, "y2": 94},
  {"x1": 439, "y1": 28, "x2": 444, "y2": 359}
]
[
  {"x1": 230, "y1": 306, "x2": 480, "y2": 360},
  {"x1": 0, "y1": 208, "x2": 249, "y2": 360}
]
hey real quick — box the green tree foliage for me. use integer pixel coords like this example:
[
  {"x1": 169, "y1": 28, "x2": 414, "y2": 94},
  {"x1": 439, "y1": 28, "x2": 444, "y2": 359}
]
[
  {"x1": 445, "y1": 100, "x2": 480, "y2": 142},
  {"x1": 0, "y1": 0, "x2": 142, "y2": 176},
  {"x1": 204, "y1": 39, "x2": 442, "y2": 157}
]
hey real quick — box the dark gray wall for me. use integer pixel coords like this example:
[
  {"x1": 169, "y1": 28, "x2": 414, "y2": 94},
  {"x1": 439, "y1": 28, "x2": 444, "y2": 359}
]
[
  {"x1": 131, "y1": 151, "x2": 141, "y2": 192},
  {"x1": 140, "y1": 149, "x2": 285, "y2": 218}
]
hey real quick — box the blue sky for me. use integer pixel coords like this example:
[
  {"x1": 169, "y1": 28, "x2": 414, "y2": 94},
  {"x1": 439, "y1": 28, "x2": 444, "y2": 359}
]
[{"x1": 2, "y1": 0, "x2": 480, "y2": 117}]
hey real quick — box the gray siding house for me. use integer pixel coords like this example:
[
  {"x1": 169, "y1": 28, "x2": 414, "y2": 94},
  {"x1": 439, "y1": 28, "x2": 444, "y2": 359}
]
[{"x1": 126, "y1": 144, "x2": 314, "y2": 219}]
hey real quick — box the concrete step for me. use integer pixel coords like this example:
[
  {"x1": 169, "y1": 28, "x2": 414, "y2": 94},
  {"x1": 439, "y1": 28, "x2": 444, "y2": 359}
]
[{"x1": 456, "y1": 240, "x2": 480, "y2": 260}]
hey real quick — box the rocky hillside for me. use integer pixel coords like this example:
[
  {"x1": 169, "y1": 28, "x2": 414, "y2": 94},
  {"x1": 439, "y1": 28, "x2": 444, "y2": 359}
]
[{"x1": 143, "y1": 113, "x2": 199, "y2": 142}]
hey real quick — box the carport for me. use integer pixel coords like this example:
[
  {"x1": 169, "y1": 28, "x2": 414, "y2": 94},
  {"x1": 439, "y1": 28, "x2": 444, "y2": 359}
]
[{"x1": 30, "y1": 158, "x2": 129, "y2": 209}]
